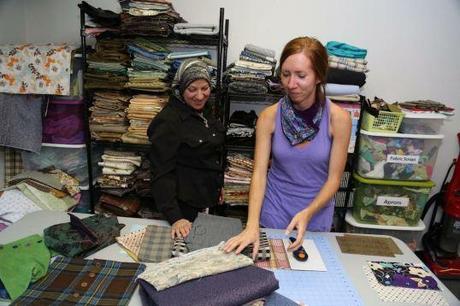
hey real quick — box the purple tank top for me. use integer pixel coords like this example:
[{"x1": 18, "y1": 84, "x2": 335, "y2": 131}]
[{"x1": 260, "y1": 98, "x2": 334, "y2": 231}]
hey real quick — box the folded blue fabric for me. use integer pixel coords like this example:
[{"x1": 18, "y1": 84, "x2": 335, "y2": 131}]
[{"x1": 326, "y1": 41, "x2": 367, "y2": 59}]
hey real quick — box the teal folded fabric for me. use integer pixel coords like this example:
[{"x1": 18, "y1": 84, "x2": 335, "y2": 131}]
[{"x1": 326, "y1": 41, "x2": 367, "y2": 59}]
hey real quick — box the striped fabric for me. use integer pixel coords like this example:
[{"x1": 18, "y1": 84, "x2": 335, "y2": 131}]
[
  {"x1": 171, "y1": 236, "x2": 188, "y2": 257},
  {"x1": 11, "y1": 257, "x2": 145, "y2": 306},
  {"x1": 138, "y1": 225, "x2": 172, "y2": 262},
  {"x1": 243, "y1": 231, "x2": 271, "y2": 261},
  {"x1": 255, "y1": 239, "x2": 290, "y2": 269}
]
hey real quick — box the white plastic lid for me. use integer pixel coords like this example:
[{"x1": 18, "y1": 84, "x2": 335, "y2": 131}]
[
  {"x1": 345, "y1": 211, "x2": 426, "y2": 231},
  {"x1": 402, "y1": 110, "x2": 447, "y2": 119},
  {"x1": 360, "y1": 129, "x2": 444, "y2": 139}
]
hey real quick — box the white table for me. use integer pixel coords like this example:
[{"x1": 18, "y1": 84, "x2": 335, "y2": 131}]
[{"x1": 0, "y1": 211, "x2": 458, "y2": 306}]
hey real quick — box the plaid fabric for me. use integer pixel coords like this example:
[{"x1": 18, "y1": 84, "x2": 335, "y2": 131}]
[
  {"x1": 116, "y1": 227, "x2": 147, "y2": 261},
  {"x1": 255, "y1": 239, "x2": 290, "y2": 269},
  {"x1": 243, "y1": 231, "x2": 271, "y2": 261},
  {"x1": 4, "y1": 148, "x2": 23, "y2": 186},
  {"x1": 138, "y1": 225, "x2": 172, "y2": 262},
  {"x1": 11, "y1": 257, "x2": 145, "y2": 306}
]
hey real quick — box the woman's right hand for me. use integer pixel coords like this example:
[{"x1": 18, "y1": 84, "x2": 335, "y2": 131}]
[
  {"x1": 171, "y1": 218, "x2": 192, "y2": 239},
  {"x1": 223, "y1": 226, "x2": 260, "y2": 259}
]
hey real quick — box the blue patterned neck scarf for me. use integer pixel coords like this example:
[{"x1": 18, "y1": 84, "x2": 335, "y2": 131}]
[{"x1": 280, "y1": 95, "x2": 324, "y2": 146}]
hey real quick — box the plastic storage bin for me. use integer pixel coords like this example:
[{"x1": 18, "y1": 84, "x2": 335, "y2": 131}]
[
  {"x1": 336, "y1": 101, "x2": 361, "y2": 153},
  {"x1": 357, "y1": 129, "x2": 444, "y2": 181},
  {"x1": 352, "y1": 173, "x2": 434, "y2": 226},
  {"x1": 361, "y1": 109, "x2": 404, "y2": 133},
  {"x1": 345, "y1": 212, "x2": 425, "y2": 251},
  {"x1": 399, "y1": 111, "x2": 446, "y2": 135}
]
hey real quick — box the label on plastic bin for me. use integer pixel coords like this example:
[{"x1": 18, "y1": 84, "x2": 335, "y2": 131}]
[
  {"x1": 387, "y1": 154, "x2": 419, "y2": 164},
  {"x1": 387, "y1": 154, "x2": 420, "y2": 164},
  {"x1": 376, "y1": 196, "x2": 409, "y2": 207}
]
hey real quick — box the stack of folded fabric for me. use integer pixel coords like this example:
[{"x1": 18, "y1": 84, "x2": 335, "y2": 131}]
[
  {"x1": 127, "y1": 37, "x2": 171, "y2": 71},
  {"x1": 325, "y1": 41, "x2": 368, "y2": 97},
  {"x1": 126, "y1": 68, "x2": 170, "y2": 92},
  {"x1": 96, "y1": 150, "x2": 142, "y2": 195},
  {"x1": 173, "y1": 23, "x2": 218, "y2": 36},
  {"x1": 224, "y1": 153, "x2": 254, "y2": 206},
  {"x1": 125, "y1": 37, "x2": 171, "y2": 92},
  {"x1": 89, "y1": 91, "x2": 131, "y2": 142},
  {"x1": 79, "y1": 1, "x2": 121, "y2": 37},
  {"x1": 84, "y1": 38, "x2": 129, "y2": 90},
  {"x1": 96, "y1": 150, "x2": 155, "y2": 216},
  {"x1": 118, "y1": 0, "x2": 184, "y2": 37},
  {"x1": 325, "y1": 41, "x2": 368, "y2": 153},
  {"x1": 225, "y1": 44, "x2": 276, "y2": 95},
  {"x1": 122, "y1": 94, "x2": 167, "y2": 144},
  {"x1": 133, "y1": 213, "x2": 279, "y2": 306},
  {"x1": 226, "y1": 110, "x2": 258, "y2": 147},
  {"x1": 396, "y1": 99, "x2": 455, "y2": 116}
]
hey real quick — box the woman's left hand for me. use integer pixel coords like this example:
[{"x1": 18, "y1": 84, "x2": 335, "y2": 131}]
[
  {"x1": 171, "y1": 219, "x2": 192, "y2": 239},
  {"x1": 285, "y1": 209, "x2": 312, "y2": 251}
]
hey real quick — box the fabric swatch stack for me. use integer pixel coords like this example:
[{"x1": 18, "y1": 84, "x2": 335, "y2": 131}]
[
  {"x1": 122, "y1": 94, "x2": 167, "y2": 144},
  {"x1": 96, "y1": 150, "x2": 142, "y2": 192},
  {"x1": 84, "y1": 38, "x2": 129, "y2": 90},
  {"x1": 114, "y1": 213, "x2": 280, "y2": 305},
  {"x1": 89, "y1": 91, "x2": 131, "y2": 142},
  {"x1": 96, "y1": 150, "x2": 155, "y2": 216},
  {"x1": 125, "y1": 38, "x2": 171, "y2": 92},
  {"x1": 325, "y1": 41, "x2": 368, "y2": 98},
  {"x1": 325, "y1": 40, "x2": 368, "y2": 153},
  {"x1": 224, "y1": 153, "x2": 254, "y2": 206},
  {"x1": 118, "y1": 0, "x2": 184, "y2": 37},
  {"x1": 225, "y1": 44, "x2": 276, "y2": 95}
]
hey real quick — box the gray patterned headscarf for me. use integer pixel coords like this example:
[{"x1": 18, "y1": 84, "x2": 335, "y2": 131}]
[{"x1": 172, "y1": 59, "x2": 211, "y2": 97}]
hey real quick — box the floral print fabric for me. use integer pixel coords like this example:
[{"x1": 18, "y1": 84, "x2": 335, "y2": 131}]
[{"x1": 0, "y1": 43, "x2": 73, "y2": 95}]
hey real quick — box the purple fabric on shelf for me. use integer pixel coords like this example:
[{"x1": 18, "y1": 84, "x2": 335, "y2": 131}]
[
  {"x1": 138, "y1": 265, "x2": 279, "y2": 306},
  {"x1": 42, "y1": 98, "x2": 85, "y2": 144}
]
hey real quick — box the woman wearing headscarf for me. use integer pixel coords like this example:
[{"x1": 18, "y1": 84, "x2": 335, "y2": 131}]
[{"x1": 147, "y1": 59, "x2": 225, "y2": 239}]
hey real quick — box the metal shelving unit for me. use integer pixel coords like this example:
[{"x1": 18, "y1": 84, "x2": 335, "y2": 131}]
[{"x1": 79, "y1": 5, "x2": 229, "y2": 211}]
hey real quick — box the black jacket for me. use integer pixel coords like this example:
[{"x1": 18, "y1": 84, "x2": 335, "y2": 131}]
[{"x1": 147, "y1": 96, "x2": 225, "y2": 224}]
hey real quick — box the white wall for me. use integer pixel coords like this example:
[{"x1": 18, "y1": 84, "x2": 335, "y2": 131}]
[
  {"x1": 0, "y1": 0, "x2": 459, "y2": 194},
  {"x1": 0, "y1": 0, "x2": 26, "y2": 43}
]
